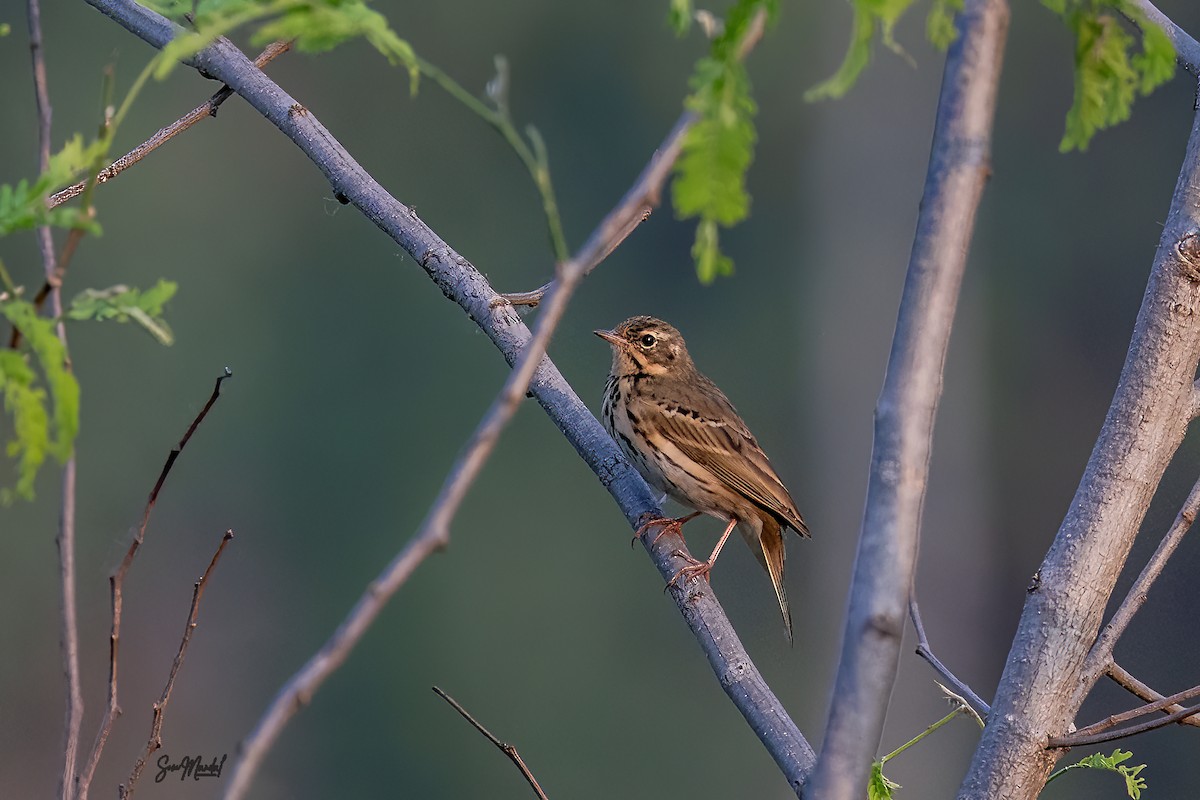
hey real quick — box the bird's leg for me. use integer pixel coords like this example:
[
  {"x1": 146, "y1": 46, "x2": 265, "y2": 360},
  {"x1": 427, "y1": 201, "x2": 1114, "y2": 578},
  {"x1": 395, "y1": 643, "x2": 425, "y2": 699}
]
[
  {"x1": 667, "y1": 517, "x2": 738, "y2": 589},
  {"x1": 631, "y1": 511, "x2": 702, "y2": 548}
]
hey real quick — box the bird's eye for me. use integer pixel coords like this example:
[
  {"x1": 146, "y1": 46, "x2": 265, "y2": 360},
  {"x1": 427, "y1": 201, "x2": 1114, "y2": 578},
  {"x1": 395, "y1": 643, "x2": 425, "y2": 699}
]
[{"x1": 639, "y1": 333, "x2": 657, "y2": 349}]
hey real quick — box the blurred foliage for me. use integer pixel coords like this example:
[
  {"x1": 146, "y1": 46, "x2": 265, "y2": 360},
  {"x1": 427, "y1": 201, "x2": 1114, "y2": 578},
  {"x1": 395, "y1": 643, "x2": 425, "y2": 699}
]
[
  {"x1": 146, "y1": 0, "x2": 419, "y2": 89},
  {"x1": 66, "y1": 280, "x2": 178, "y2": 346},
  {"x1": 0, "y1": 135, "x2": 105, "y2": 237},
  {"x1": 805, "y1": 0, "x2": 963, "y2": 103},
  {"x1": 1044, "y1": 0, "x2": 1176, "y2": 152},
  {"x1": 673, "y1": 0, "x2": 778, "y2": 283},
  {"x1": 0, "y1": 299, "x2": 78, "y2": 503}
]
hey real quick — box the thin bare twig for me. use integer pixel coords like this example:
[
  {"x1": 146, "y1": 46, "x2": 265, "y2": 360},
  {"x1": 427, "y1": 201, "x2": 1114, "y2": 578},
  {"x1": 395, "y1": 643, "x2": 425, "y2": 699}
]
[
  {"x1": 48, "y1": 40, "x2": 291, "y2": 211},
  {"x1": 1048, "y1": 700, "x2": 1200, "y2": 749},
  {"x1": 497, "y1": 6, "x2": 767, "y2": 308},
  {"x1": 432, "y1": 687, "x2": 550, "y2": 800},
  {"x1": 807, "y1": 1, "x2": 1010, "y2": 797},
  {"x1": 1065, "y1": 680, "x2": 1200, "y2": 741},
  {"x1": 1107, "y1": 662, "x2": 1200, "y2": 728},
  {"x1": 909, "y1": 596, "x2": 990, "y2": 717},
  {"x1": 1076, "y1": 472, "x2": 1200, "y2": 695},
  {"x1": 76, "y1": 368, "x2": 232, "y2": 800},
  {"x1": 25, "y1": 5, "x2": 84, "y2": 799},
  {"x1": 121, "y1": 529, "x2": 234, "y2": 799}
]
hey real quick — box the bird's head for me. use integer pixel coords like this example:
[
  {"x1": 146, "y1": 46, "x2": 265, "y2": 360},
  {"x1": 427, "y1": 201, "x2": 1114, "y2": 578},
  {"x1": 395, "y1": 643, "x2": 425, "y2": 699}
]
[{"x1": 594, "y1": 316, "x2": 693, "y2": 376}]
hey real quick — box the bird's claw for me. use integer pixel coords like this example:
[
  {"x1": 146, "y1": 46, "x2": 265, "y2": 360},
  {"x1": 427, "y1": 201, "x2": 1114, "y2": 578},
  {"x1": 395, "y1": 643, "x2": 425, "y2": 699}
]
[
  {"x1": 663, "y1": 550, "x2": 711, "y2": 592},
  {"x1": 632, "y1": 515, "x2": 682, "y2": 549}
]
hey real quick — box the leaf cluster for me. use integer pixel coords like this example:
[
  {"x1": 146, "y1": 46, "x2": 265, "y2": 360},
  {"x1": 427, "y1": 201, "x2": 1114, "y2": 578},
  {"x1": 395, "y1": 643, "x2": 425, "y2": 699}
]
[
  {"x1": 1044, "y1": 0, "x2": 1175, "y2": 152},
  {"x1": 1047, "y1": 748, "x2": 1148, "y2": 798},
  {"x1": 672, "y1": 0, "x2": 778, "y2": 283},
  {"x1": 0, "y1": 300, "x2": 79, "y2": 504},
  {"x1": 66, "y1": 280, "x2": 179, "y2": 346},
  {"x1": 805, "y1": 0, "x2": 964, "y2": 103},
  {"x1": 0, "y1": 135, "x2": 105, "y2": 238},
  {"x1": 146, "y1": 0, "x2": 418, "y2": 89}
]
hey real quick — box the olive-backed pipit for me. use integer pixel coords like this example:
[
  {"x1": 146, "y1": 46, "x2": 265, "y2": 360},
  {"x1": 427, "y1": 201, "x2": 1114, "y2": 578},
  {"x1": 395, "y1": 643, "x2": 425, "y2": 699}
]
[{"x1": 596, "y1": 315, "x2": 809, "y2": 641}]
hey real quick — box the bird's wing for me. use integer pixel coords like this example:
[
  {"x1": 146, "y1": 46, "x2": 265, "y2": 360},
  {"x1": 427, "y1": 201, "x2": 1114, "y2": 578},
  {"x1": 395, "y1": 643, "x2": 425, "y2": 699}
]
[{"x1": 642, "y1": 380, "x2": 810, "y2": 537}]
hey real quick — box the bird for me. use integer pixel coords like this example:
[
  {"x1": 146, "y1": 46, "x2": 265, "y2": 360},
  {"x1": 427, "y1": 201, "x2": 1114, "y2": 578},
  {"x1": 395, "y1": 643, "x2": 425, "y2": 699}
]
[{"x1": 595, "y1": 315, "x2": 809, "y2": 640}]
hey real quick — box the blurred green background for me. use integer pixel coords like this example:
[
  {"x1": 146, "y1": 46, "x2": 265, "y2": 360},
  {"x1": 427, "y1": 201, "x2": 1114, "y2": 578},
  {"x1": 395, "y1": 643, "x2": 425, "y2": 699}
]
[{"x1": 3, "y1": 1, "x2": 1200, "y2": 798}]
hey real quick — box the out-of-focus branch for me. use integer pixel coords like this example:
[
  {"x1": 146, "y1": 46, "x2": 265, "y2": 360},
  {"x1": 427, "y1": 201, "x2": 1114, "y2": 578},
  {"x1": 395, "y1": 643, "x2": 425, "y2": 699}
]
[
  {"x1": 805, "y1": 1, "x2": 1010, "y2": 797},
  {"x1": 75, "y1": 369, "x2": 232, "y2": 800},
  {"x1": 960, "y1": 11, "x2": 1200, "y2": 800},
  {"x1": 24, "y1": 5, "x2": 83, "y2": 799},
  {"x1": 121, "y1": 530, "x2": 234, "y2": 800},
  {"x1": 909, "y1": 596, "x2": 990, "y2": 717},
  {"x1": 1075, "y1": 472, "x2": 1200, "y2": 695},
  {"x1": 1107, "y1": 662, "x2": 1200, "y2": 728},
  {"x1": 432, "y1": 687, "x2": 550, "y2": 800},
  {"x1": 47, "y1": 40, "x2": 291, "y2": 210}
]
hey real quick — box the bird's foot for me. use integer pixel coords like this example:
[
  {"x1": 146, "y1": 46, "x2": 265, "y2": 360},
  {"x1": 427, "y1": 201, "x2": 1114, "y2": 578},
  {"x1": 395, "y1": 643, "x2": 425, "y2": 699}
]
[
  {"x1": 664, "y1": 550, "x2": 713, "y2": 592},
  {"x1": 632, "y1": 515, "x2": 682, "y2": 549}
]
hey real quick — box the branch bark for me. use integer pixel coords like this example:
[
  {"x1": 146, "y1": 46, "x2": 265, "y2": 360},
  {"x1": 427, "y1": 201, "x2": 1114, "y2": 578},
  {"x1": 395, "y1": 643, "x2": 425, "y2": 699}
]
[
  {"x1": 79, "y1": 0, "x2": 815, "y2": 795},
  {"x1": 957, "y1": 72, "x2": 1200, "y2": 800},
  {"x1": 804, "y1": 1, "x2": 1009, "y2": 797}
]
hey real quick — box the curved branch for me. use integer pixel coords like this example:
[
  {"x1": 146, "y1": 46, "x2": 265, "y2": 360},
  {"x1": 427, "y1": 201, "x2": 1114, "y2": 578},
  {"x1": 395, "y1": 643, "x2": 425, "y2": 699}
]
[
  {"x1": 1129, "y1": 0, "x2": 1200, "y2": 73},
  {"x1": 804, "y1": 1, "x2": 1010, "y2": 797},
  {"x1": 80, "y1": 1, "x2": 815, "y2": 795},
  {"x1": 1107, "y1": 662, "x2": 1200, "y2": 729}
]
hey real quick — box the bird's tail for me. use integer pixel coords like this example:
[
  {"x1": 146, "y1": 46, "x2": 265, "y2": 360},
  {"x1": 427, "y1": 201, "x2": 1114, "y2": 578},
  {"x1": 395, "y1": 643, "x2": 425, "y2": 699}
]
[{"x1": 740, "y1": 515, "x2": 792, "y2": 643}]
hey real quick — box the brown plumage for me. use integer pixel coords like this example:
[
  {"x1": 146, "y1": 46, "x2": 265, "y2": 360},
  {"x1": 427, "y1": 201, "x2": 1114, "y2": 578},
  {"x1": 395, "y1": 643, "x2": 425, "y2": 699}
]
[{"x1": 596, "y1": 315, "x2": 809, "y2": 641}]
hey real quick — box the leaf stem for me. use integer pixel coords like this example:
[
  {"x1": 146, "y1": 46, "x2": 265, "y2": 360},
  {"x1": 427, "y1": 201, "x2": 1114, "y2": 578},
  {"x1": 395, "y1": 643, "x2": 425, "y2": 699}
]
[{"x1": 879, "y1": 708, "x2": 960, "y2": 766}]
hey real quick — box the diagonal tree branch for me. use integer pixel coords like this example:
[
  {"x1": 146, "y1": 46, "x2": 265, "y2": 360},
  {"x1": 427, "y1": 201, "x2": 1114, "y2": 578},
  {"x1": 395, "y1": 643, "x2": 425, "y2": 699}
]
[
  {"x1": 1107, "y1": 662, "x2": 1200, "y2": 728},
  {"x1": 960, "y1": 30, "x2": 1200, "y2": 800},
  {"x1": 804, "y1": 1, "x2": 1010, "y2": 797},
  {"x1": 78, "y1": 1, "x2": 813, "y2": 795},
  {"x1": 1129, "y1": 0, "x2": 1200, "y2": 73}
]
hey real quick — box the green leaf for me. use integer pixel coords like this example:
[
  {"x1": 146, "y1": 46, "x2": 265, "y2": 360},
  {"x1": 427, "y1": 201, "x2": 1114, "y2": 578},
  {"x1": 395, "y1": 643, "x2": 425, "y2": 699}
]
[
  {"x1": 1046, "y1": 748, "x2": 1148, "y2": 799},
  {"x1": 0, "y1": 350, "x2": 50, "y2": 503},
  {"x1": 150, "y1": 0, "x2": 419, "y2": 90},
  {"x1": 66, "y1": 280, "x2": 178, "y2": 346},
  {"x1": 868, "y1": 760, "x2": 901, "y2": 800},
  {"x1": 0, "y1": 135, "x2": 106, "y2": 238},
  {"x1": 1047, "y1": 0, "x2": 1176, "y2": 152},
  {"x1": 669, "y1": 0, "x2": 693, "y2": 36},
  {"x1": 927, "y1": 0, "x2": 963, "y2": 50},
  {"x1": 672, "y1": 0, "x2": 772, "y2": 282},
  {"x1": 805, "y1": 0, "x2": 918, "y2": 101},
  {"x1": 0, "y1": 299, "x2": 80, "y2": 503},
  {"x1": 0, "y1": 23, "x2": 11, "y2": 37},
  {"x1": 691, "y1": 218, "x2": 734, "y2": 283}
]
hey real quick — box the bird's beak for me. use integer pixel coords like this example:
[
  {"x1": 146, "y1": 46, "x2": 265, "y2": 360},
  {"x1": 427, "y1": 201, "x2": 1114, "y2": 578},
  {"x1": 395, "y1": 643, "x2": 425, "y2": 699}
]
[{"x1": 594, "y1": 329, "x2": 621, "y2": 346}]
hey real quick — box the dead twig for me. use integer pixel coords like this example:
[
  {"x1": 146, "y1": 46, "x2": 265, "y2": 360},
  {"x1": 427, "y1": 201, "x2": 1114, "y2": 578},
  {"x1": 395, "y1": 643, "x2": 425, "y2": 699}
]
[
  {"x1": 1107, "y1": 662, "x2": 1200, "y2": 728},
  {"x1": 121, "y1": 529, "x2": 234, "y2": 799},
  {"x1": 910, "y1": 595, "x2": 990, "y2": 717},
  {"x1": 75, "y1": 368, "x2": 232, "y2": 800},
  {"x1": 432, "y1": 687, "x2": 550, "y2": 800},
  {"x1": 48, "y1": 40, "x2": 292, "y2": 211},
  {"x1": 1048, "y1": 694, "x2": 1200, "y2": 749}
]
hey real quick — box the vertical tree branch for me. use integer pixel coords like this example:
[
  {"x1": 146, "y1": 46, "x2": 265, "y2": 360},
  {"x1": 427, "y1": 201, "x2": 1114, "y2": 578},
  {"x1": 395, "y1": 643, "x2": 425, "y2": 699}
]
[
  {"x1": 26, "y1": 3, "x2": 84, "y2": 798},
  {"x1": 958, "y1": 75, "x2": 1200, "y2": 800},
  {"x1": 804, "y1": 1, "x2": 1009, "y2": 797}
]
